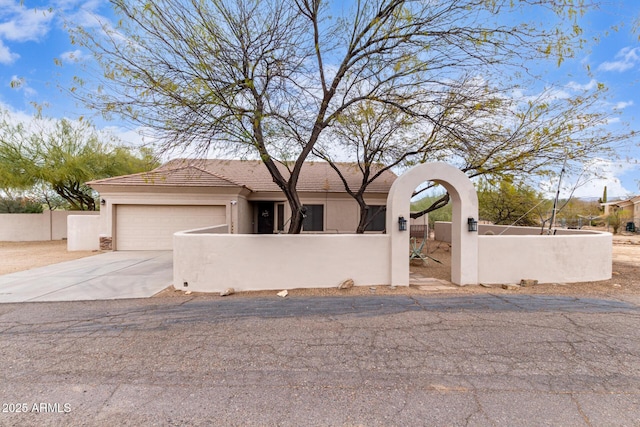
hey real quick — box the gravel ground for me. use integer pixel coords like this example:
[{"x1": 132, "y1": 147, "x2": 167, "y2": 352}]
[{"x1": 0, "y1": 241, "x2": 99, "y2": 275}]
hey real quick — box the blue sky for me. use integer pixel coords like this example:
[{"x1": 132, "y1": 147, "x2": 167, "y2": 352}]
[{"x1": 0, "y1": 0, "x2": 639, "y2": 199}]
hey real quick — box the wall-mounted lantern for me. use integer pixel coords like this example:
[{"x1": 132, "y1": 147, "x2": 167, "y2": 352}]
[
  {"x1": 398, "y1": 216, "x2": 407, "y2": 232},
  {"x1": 100, "y1": 198, "x2": 106, "y2": 206},
  {"x1": 467, "y1": 217, "x2": 478, "y2": 232}
]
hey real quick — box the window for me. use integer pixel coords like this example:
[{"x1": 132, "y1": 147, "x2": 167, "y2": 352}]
[
  {"x1": 302, "y1": 204, "x2": 324, "y2": 231},
  {"x1": 276, "y1": 203, "x2": 285, "y2": 232},
  {"x1": 365, "y1": 205, "x2": 386, "y2": 232}
]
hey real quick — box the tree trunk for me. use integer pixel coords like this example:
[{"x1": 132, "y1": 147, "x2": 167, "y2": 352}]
[
  {"x1": 355, "y1": 196, "x2": 369, "y2": 234},
  {"x1": 286, "y1": 185, "x2": 305, "y2": 234}
]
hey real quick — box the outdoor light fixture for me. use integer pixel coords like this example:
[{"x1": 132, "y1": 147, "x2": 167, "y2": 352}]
[
  {"x1": 100, "y1": 199, "x2": 106, "y2": 206},
  {"x1": 467, "y1": 217, "x2": 478, "y2": 232},
  {"x1": 398, "y1": 216, "x2": 407, "y2": 231}
]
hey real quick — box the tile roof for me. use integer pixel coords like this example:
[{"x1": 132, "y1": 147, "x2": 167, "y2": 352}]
[
  {"x1": 87, "y1": 165, "x2": 241, "y2": 188},
  {"x1": 88, "y1": 159, "x2": 396, "y2": 193}
]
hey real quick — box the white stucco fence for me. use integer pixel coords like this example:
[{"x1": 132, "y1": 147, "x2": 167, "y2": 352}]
[
  {"x1": 172, "y1": 159, "x2": 613, "y2": 292},
  {"x1": 67, "y1": 215, "x2": 101, "y2": 251},
  {"x1": 478, "y1": 232, "x2": 612, "y2": 284},
  {"x1": 435, "y1": 221, "x2": 612, "y2": 284},
  {"x1": 174, "y1": 229, "x2": 391, "y2": 292},
  {"x1": 0, "y1": 211, "x2": 98, "y2": 241}
]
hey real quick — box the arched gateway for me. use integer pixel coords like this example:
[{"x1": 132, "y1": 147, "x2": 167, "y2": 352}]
[{"x1": 386, "y1": 163, "x2": 478, "y2": 286}]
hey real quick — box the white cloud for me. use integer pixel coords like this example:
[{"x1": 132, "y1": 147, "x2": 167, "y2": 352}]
[
  {"x1": 614, "y1": 100, "x2": 634, "y2": 110},
  {"x1": 0, "y1": 1, "x2": 55, "y2": 64},
  {"x1": 0, "y1": 39, "x2": 18, "y2": 64},
  {"x1": 0, "y1": 2, "x2": 54, "y2": 42},
  {"x1": 566, "y1": 79, "x2": 598, "y2": 92},
  {"x1": 541, "y1": 158, "x2": 636, "y2": 199},
  {"x1": 9, "y1": 75, "x2": 36, "y2": 97},
  {"x1": 598, "y1": 47, "x2": 640, "y2": 73},
  {"x1": 60, "y1": 49, "x2": 86, "y2": 63}
]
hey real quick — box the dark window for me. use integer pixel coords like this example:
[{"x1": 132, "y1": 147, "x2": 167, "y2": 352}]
[
  {"x1": 277, "y1": 204, "x2": 285, "y2": 231},
  {"x1": 365, "y1": 205, "x2": 386, "y2": 232},
  {"x1": 302, "y1": 205, "x2": 324, "y2": 231}
]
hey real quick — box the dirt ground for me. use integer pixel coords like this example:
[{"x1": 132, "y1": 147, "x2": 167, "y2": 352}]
[
  {"x1": 0, "y1": 241, "x2": 99, "y2": 275},
  {"x1": 1, "y1": 235, "x2": 638, "y2": 299}
]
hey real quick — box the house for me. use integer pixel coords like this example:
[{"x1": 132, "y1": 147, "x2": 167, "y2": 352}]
[
  {"x1": 87, "y1": 159, "x2": 397, "y2": 250},
  {"x1": 601, "y1": 195, "x2": 640, "y2": 220}
]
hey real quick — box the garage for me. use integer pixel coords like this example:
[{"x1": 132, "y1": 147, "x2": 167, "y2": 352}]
[{"x1": 115, "y1": 205, "x2": 226, "y2": 250}]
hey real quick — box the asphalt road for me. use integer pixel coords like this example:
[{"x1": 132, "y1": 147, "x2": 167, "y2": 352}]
[{"x1": 1, "y1": 294, "x2": 639, "y2": 426}]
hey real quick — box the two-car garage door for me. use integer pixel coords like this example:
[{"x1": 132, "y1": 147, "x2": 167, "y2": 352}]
[{"x1": 115, "y1": 205, "x2": 226, "y2": 250}]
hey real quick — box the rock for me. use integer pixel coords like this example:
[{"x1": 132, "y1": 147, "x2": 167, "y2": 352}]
[
  {"x1": 612, "y1": 271, "x2": 621, "y2": 276},
  {"x1": 613, "y1": 284, "x2": 622, "y2": 288},
  {"x1": 277, "y1": 290, "x2": 288, "y2": 298},
  {"x1": 480, "y1": 283, "x2": 492, "y2": 288},
  {"x1": 184, "y1": 290, "x2": 193, "y2": 295},
  {"x1": 220, "y1": 288, "x2": 235, "y2": 297},
  {"x1": 502, "y1": 283, "x2": 520, "y2": 290},
  {"x1": 520, "y1": 279, "x2": 538, "y2": 287},
  {"x1": 389, "y1": 285, "x2": 397, "y2": 290},
  {"x1": 99, "y1": 236, "x2": 113, "y2": 251},
  {"x1": 338, "y1": 279, "x2": 354, "y2": 290},
  {"x1": 369, "y1": 287, "x2": 377, "y2": 293}
]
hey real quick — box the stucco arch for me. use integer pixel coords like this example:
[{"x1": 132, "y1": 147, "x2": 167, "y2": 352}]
[{"x1": 386, "y1": 162, "x2": 478, "y2": 286}]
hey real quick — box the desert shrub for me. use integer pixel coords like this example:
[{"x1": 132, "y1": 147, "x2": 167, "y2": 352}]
[{"x1": 0, "y1": 197, "x2": 44, "y2": 213}]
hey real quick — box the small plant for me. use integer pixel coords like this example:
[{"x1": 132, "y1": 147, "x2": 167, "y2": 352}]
[{"x1": 608, "y1": 210, "x2": 622, "y2": 234}]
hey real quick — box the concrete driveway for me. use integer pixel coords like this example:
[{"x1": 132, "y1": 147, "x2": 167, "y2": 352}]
[{"x1": 0, "y1": 251, "x2": 173, "y2": 303}]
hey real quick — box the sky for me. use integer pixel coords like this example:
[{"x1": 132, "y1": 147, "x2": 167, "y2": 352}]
[{"x1": 0, "y1": 0, "x2": 639, "y2": 200}]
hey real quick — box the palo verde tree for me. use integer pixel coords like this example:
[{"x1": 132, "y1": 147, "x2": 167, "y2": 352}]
[
  {"x1": 477, "y1": 180, "x2": 543, "y2": 226},
  {"x1": 69, "y1": 0, "x2": 604, "y2": 233},
  {"x1": 313, "y1": 100, "x2": 441, "y2": 233},
  {"x1": 316, "y1": 74, "x2": 629, "y2": 229},
  {"x1": 0, "y1": 114, "x2": 158, "y2": 210}
]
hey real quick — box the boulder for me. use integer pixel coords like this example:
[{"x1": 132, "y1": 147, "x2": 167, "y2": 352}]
[
  {"x1": 338, "y1": 279, "x2": 354, "y2": 290},
  {"x1": 220, "y1": 288, "x2": 235, "y2": 297}
]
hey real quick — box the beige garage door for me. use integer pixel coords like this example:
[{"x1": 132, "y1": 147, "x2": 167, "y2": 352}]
[{"x1": 115, "y1": 205, "x2": 226, "y2": 250}]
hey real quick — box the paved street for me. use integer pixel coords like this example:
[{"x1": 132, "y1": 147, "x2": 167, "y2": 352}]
[{"x1": 1, "y1": 294, "x2": 639, "y2": 426}]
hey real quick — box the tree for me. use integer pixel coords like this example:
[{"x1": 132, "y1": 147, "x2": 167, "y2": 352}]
[
  {"x1": 0, "y1": 196, "x2": 43, "y2": 214},
  {"x1": 70, "y1": 0, "x2": 600, "y2": 233},
  {"x1": 316, "y1": 73, "x2": 628, "y2": 229},
  {"x1": 410, "y1": 192, "x2": 452, "y2": 228},
  {"x1": 313, "y1": 100, "x2": 440, "y2": 232},
  {"x1": 478, "y1": 180, "x2": 543, "y2": 226},
  {"x1": 555, "y1": 198, "x2": 602, "y2": 227},
  {"x1": 0, "y1": 115, "x2": 158, "y2": 210}
]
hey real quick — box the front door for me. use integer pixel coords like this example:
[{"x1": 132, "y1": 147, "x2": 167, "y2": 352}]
[{"x1": 256, "y1": 202, "x2": 275, "y2": 234}]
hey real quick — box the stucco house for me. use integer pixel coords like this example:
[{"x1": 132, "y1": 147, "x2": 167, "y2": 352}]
[
  {"x1": 87, "y1": 159, "x2": 396, "y2": 250},
  {"x1": 601, "y1": 195, "x2": 640, "y2": 223}
]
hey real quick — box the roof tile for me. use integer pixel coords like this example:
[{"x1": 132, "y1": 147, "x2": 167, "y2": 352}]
[{"x1": 89, "y1": 159, "x2": 396, "y2": 193}]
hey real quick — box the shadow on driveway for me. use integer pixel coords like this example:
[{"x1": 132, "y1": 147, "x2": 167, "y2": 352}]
[{"x1": 0, "y1": 251, "x2": 173, "y2": 303}]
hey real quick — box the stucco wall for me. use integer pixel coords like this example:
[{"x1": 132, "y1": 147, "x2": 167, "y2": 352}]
[
  {"x1": 173, "y1": 232, "x2": 391, "y2": 292},
  {"x1": 434, "y1": 221, "x2": 598, "y2": 242},
  {"x1": 434, "y1": 221, "x2": 612, "y2": 284},
  {"x1": 67, "y1": 215, "x2": 100, "y2": 251},
  {"x1": 478, "y1": 232, "x2": 612, "y2": 284},
  {"x1": 0, "y1": 211, "x2": 98, "y2": 241}
]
